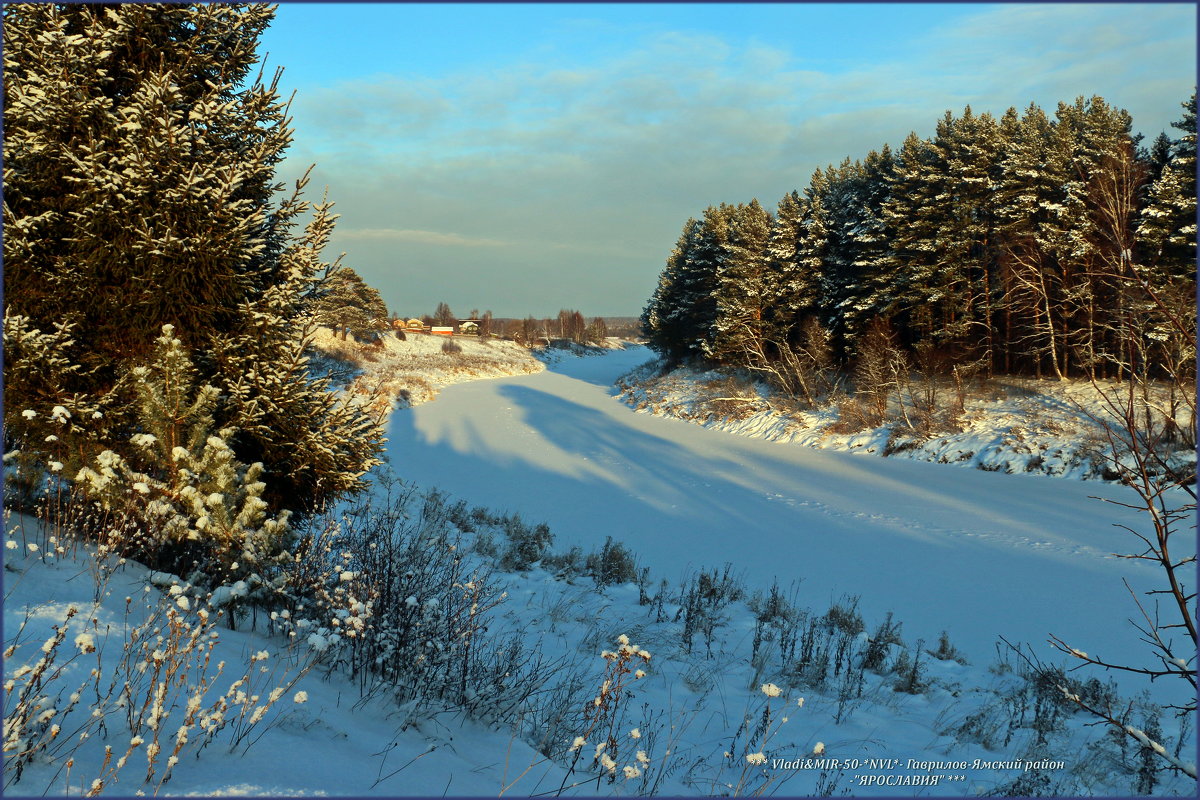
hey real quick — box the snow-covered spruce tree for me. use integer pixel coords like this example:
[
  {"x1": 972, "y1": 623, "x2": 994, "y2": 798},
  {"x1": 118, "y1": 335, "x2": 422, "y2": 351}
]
[
  {"x1": 1, "y1": 315, "x2": 112, "y2": 505},
  {"x1": 927, "y1": 107, "x2": 1005, "y2": 364},
  {"x1": 760, "y1": 190, "x2": 814, "y2": 345},
  {"x1": 878, "y1": 131, "x2": 946, "y2": 342},
  {"x1": 641, "y1": 216, "x2": 717, "y2": 364},
  {"x1": 710, "y1": 199, "x2": 772, "y2": 365},
  {"x1": 3, "y1": 4, "x2": 383, "y2": 516},
  {"x1": 809, "y1": 160, "x2": 864, "y2": 356},
  {"x1": 993, "y1": 102, "x2": 1074, "y2": 379},
  {"x1": 837, "y1": 146, "x2": 897, "y2": 355},
  {"x1": 1137, "y1": 90, "x2": 1196, "y2": 298},
  {"x1": 1131, "y1": 92, "x2": 1198, "y2": 447}
]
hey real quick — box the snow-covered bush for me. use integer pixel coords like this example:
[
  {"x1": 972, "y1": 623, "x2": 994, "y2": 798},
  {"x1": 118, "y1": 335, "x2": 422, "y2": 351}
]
[
  {"x1": 861, "y1": 611, "x2": 904, "y2": 672},
  {"x1": 71, "y1": 328, "x2": 291, "y2": 588},
  {"x1": 497, "y1": 514, "x2": 554, "y2": 571},
  {"x1": 292, "y1": 483, "x2": 550, "y2": 722},
  {"x1": 787, "y1": 603, "x2": 867, "y2": 691},
  {"x1": 584, "y1": 536, "x2": 639, "y2": 587},
  {"x1": 892, "y1": 639, "x2": 927, "y2": 694}
]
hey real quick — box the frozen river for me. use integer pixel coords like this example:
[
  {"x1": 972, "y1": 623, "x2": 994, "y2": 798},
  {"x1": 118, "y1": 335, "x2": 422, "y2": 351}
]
[{"x1": 383, "y1": 345, "x2": 1181, "y2": 685}]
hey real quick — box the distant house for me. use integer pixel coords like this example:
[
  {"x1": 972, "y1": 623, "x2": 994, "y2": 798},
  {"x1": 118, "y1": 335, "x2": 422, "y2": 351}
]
[
  {"x1": 430, "y1": 326, "x2": 454, "y2": 336},
  {"x1": 405, "y1": 318, "x2": 426, "y2": 332},
  {"x1": 459, "y1": 320, "x2": 480, "y2": 335}
]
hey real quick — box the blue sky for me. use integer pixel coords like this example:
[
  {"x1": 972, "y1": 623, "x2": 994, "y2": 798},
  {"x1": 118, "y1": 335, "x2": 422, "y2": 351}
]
[{"x1": 259, "y1": 3, "x2": 1196, "y2": 318}]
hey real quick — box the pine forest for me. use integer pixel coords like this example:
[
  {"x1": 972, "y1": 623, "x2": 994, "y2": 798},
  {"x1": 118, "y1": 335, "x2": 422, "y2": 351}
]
[{"x1": 642, "y1": 96, "x2": 1195, "y2": 407}]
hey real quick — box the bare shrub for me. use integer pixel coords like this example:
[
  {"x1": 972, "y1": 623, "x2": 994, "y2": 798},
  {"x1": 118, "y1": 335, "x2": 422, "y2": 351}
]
[
  {"x1": 698, "y1": 373, "x2": 762, "y2": 421},
  {"x1": 852, "y1": 318, "x2": 907, "y2": 426},
  {"x1": 505, "y1": 636, "x2": 655, "y2": 796},
  {"x1": 735, "y1": 317, "x2": 838, "y2": 408},
  {"x1": 898, "y1": 339, "x2": 943, "y2": 436},
  {"x1": 293, "y1": 483, "x2": 555, "y2": 727},
  {"x1": 829, "y1": 395, "x2": 873, "y2": 434},
  {"x1": 688, "y1": 682, "x2": 805, "y2": 796},
  {"x1": 585, "y1": 537, "x2": 639, "y2": 587},
  {"x1": 788, "y1": 597, "x2": 865, "y2": 691},
  {"x1": 1042, "y1": 275, "x2": 1196, "y2": 779},
  {"x1": 679, "y1": 565, "x2": 745, "y2": 657}
]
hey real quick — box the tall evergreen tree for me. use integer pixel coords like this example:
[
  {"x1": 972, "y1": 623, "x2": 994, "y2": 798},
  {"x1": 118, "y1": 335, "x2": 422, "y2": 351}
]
[
  {"x1": 687, "y1": 205, "x2": 734, "y2": 360},
  {"x1": 930, "y1": 107, "x2": 1005, "y2": 360},
  {"x1": 795, "y1": 168, "x2": 835, "y2": 332},
  {"x1": 1146, "y1": 131, "x2": 1175, "y2": 183},
  {"x1": 710, "y1": 199, "x2": 772, "y2": 364},
  {"x1": 760, "y1": 190, "x2": 814, "y2": 345},
  {"x1": 3, "y1": 3, "x2": 383, "y2": 514},
  {"x1": 879, "y1": 132, "x2": 944, "y2": 338},
  {"x1": 642, "y1": 217, "x2": 699, "y2": 361},
  {"x1": 994, "y1": 102, "x2": 1072, "y2": 378},
  {"x1": 312, "y1": 267, "x2": 388, "y2": 340},
  {"x1": 815, "y1": 158, "x2": 866, "y2": 353},
  {"x1": 1138, "y1": 90, "x2": 1197, "y2": 287},
  {"x1": 838, "y1": 146, "x2": 897, "y2": 351}
]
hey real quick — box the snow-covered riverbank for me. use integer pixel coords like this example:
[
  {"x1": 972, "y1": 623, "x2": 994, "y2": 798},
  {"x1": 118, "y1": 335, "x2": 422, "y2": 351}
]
[
  {"x1": 309, "y1": 326, "x2": 546, "y2": 413},
  {"x1": 616, "y1": 357, "x2": 1195, "y2": 484}
]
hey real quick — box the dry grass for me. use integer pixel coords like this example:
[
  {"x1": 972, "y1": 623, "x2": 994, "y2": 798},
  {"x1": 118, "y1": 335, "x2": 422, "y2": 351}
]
[
  {"x1": 696, "y1": 374, "x2": 765, "y2": 421},
  {"x1": 3, "y1": 527, "x2": 313, "y2": 796},
  {"x1": 309, "y1": 327, "x2": 543, "y2": 412}
]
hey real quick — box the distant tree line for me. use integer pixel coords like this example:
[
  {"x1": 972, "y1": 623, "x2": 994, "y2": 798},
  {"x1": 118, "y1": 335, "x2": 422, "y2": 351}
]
[
  {"x1": 393, "y1": 302, "x2": 612, "y2": 346},
  {"x1": 641, "y1": 93, "x2": 1196, "y2": 389},
  {"x1": 497, "y1": 310, "x2": 609, "y2": 346}
]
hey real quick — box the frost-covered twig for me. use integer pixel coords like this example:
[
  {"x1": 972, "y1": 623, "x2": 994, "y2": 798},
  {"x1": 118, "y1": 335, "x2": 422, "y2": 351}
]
[{"x1": 1057, "y1": 684, "x2": 1196, "y2": 779}]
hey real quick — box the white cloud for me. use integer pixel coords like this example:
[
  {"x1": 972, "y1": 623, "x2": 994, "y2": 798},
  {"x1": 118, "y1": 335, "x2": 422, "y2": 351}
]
[{"x1": 336, "y1": 228, "x2": 513, "y2": 248}]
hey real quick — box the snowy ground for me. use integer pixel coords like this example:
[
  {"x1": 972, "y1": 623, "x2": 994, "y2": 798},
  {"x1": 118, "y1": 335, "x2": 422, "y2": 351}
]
[
  {"x1": 6, "y1": 501, "x2": 1193, "y2": 797},
  {"x1": 5, "y1": 345, "x2": 1194, "y2": 796},
  {"x1": 308, "y1": 327, "x2": 545, "y2": 414},
  {"x1": 3, "y1": 512, "x2": 563, "y2": 797},
  {"x1": 616, "y1": 359, "x2": 1196, "y2": 484}
]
